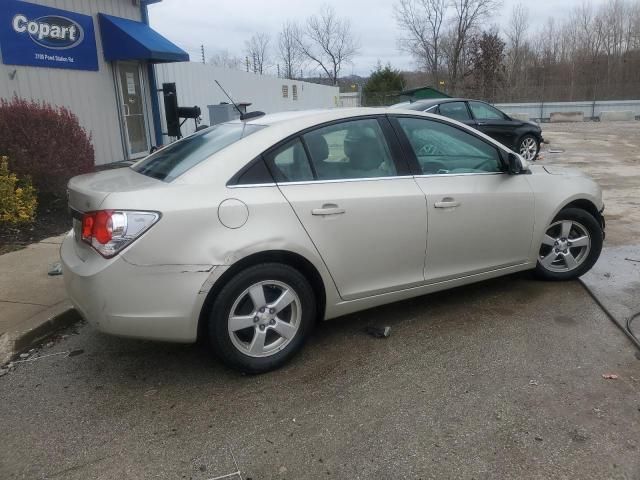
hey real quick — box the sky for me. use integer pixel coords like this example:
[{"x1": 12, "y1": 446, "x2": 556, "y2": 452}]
[{"x1": 148, "y1": 0, "x2": 610, "y2": 77}]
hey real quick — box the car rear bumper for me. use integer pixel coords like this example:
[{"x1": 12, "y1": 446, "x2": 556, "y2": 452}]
[{"x1": 60, "y1": 232, "x2": 212, "y2": 343}]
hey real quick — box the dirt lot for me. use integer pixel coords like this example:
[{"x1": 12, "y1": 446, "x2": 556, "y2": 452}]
[
  {"x1": 1, "y1": 121, "x2": 639, "y2": 480},
  {"x1": 540, "y1": 121, "x2": 640, "y2": 246}
]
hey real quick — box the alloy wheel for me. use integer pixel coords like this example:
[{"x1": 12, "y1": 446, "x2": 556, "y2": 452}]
[
  {"x1": 539, "y1": 220, "x2": 591, "y2": 273},
  {"x1": 227, "y1": 280, "x2": 301, "y2": 358},
  {"x1": 519, "y1": 137, "x2": 538, "y2": 161}
]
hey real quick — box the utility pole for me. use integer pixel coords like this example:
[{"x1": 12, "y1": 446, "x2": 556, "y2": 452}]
[
  {"x1": 200, "y1": 45, "x2": 205, "y2": 64},
  {"x1": 277, "y1": 64, "x2": 280, "y2": 78},
  {"x1": 246, "y1": 57, "x2": 250, "y2": 72}
]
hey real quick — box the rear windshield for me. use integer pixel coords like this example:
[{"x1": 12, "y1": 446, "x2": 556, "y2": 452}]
[
  {"x1": 404, "y1": 102, "x2": 435, "y2": 111},
  {"x1": 131, "y1": 123, "x2": 264, "y2": 181}
]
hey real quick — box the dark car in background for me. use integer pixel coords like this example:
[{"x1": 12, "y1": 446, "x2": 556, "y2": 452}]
[{"x1": 392, "y1": 98, "x2": 545, "y2": 162}]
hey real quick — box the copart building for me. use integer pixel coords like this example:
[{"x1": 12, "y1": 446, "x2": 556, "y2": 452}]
[{"x1": 0, "y1": 0, "x2": 339, "y2": 166}]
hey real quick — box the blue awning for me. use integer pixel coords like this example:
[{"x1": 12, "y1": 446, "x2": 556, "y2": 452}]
[{"x1": 98, "y1": 13, "x2": 189, "y2": 63}]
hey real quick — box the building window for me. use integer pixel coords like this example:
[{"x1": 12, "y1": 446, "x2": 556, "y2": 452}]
[
  {"x1": 282, "y1": 85, "x2": 289, "y2": 98},
  {"x1": 292, "y1": 85, "x2": 298, "y2": 101}
]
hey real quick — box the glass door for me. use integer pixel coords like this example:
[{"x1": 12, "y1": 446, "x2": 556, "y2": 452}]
[{"x1": 116, "y1": 62, "x2": 151, "y2": 159}]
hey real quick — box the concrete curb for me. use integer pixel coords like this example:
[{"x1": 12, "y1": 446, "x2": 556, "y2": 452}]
[{"x1": 0, "y1": 302, "x2": 81, "y2": 366}]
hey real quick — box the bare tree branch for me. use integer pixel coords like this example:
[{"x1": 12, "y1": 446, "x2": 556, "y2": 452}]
[
  {"x1": 394, "y1": 0, "x2": 446, "y2": 85},
  {"x1": 296, "y1": 5, "x2": 360, "y2": 85},
  {"x1": 278, "y1": 21, "x2": 304, "y2": 79},
  {"x1": 245, "y1": 32, "x2": 270, "y2": 75}
]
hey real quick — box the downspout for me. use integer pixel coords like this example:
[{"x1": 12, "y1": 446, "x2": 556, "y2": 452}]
[{"x1": 141, "y1": 1, "x2": 164, "y2": 147}]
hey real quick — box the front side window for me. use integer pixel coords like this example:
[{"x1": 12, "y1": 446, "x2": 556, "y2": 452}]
[
  {"x1": 302, "y1": 118, "x2": 397, "y2": 180},
  {"x1": 438, "y1": 102, "x2": 471, "y2": 121},
  {"x1": 132, "y1": 123, "x2": 264, "y2": 182},
  {"x1": 396, "y1": 117, "x2": 503, "y2": 175},
  {"x1": 468, "y1": 101, "x2": 505, "y2": 120}
]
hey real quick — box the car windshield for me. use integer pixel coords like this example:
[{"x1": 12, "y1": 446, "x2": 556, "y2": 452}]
[{"x1": 131, "y1": 123, "x2": 265, "y2": 182}]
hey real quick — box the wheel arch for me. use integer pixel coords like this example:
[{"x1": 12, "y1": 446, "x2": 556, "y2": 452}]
[
  {"x1": 561, "y1": 198, "x2": 601, "y2": 220},
  {"x1": 197, "y1": 250, "x2": 327, "y2": 341}
]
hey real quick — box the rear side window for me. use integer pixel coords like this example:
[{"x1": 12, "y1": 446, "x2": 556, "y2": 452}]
[
  {"x1": 264, "y1": 138, "x2": 314, "y2": 182},
  {"x1": 302, "y1": 118, "x2": 397, "y2": 180},
  {"x1": 132, "y1": 123, "x2": 264, "y2": 182},
  {"x1": 438, "y1": 102, "x2": 471, "y2": 121}
]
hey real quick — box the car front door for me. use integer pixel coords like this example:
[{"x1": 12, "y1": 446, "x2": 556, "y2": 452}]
[
  {"x1": 468, "y1": 101, "x2": 520, "y2": 150},
  {"x1": 390, "y1": 115, "x2": 535, "y2": 283},
  {"x1": 267, "y1": 117, "x2": 428, "y2": 300}
]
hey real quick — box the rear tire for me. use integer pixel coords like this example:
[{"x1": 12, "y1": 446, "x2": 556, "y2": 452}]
[
  {"x1": 208, "y1": 263, "x2": 316, "y2": 373},
  {"x1": 534, "y1": 208, "x2": 603, "y2": 281}
]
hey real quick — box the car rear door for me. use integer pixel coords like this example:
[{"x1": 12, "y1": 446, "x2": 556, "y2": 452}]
[
  {"x1": 436, "y1": 101, "x2": 477, "y2": 129},
  {"x1": 467, "y1": 101, "x2": 520, "y2": 150},
  {"x1": 268, "y1": 116, "x2": 428, "y2": 301},
  {"x1": 390, "y1": 115, "x2": 535, "y2": 283}
]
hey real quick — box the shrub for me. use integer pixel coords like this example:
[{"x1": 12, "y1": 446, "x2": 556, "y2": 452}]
[
  {"x1": 0, "y1": 157, "x2": 37, "y2": 224},
  {"x1": 0, "y1": 96, "x2": 94, "y2": 197}
]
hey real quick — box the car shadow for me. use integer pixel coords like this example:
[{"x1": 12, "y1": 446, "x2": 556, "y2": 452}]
[{"x1": 52, "y1": 271, "x2": 553, "y2": 389}]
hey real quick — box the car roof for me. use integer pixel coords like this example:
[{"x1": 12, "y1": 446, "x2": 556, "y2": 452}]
[{"x1": 230, "y1": 108, "x2": 390, "y2": 127}]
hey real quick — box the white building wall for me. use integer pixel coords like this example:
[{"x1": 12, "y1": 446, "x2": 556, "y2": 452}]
[
  {"x1": 154, "y1": 62, "x2": 340, "y2": 141},
  {"x1": 0, "y1": 0, "x2": 151, "y2": 165}
]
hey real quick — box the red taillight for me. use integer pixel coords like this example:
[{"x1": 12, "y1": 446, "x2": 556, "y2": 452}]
[
  {"x1": 94, "y1": 210, "x2": 113, "y2": 244},
  {"x1": 82, "y1": 210, "x2": 113, "y2": 245},
  {"x1": 79, "y1": 210, "x2": 159, "y2": 258},
  {"x1": 81, "y1": 214, "x2": 94, "y2": 240}
]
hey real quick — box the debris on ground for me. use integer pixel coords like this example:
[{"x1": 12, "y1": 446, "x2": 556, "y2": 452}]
[
  {"x1": 68, "y1": 349, "x2": 84, "y2": 357},
  {"x1": 529, "y1": 380, "x2": 539, "y2": 386},
  {"x1": 602, "y1": 373, "x2": 619, "y2": 380},
  {"x1": 48, "y1": 261, "x2": 63, "y2": 276},
  {"x1": 365, "y1": 326, "x2": 391, "y2": 338},
  {"x1": 534, "y1": 435, "x2": 543, "y2": 442},
  {"x1": 624, "y1": 257, "x2": 640, "y2": 263}
]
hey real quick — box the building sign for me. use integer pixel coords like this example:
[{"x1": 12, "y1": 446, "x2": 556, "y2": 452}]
[{"x1": 0, "y1": 0, "x2": 98, "y2": 71}]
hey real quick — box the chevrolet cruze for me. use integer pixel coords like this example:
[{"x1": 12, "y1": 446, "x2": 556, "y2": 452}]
[{"x1": 62, "y1": 108, "x2": 605, "y2": 373}]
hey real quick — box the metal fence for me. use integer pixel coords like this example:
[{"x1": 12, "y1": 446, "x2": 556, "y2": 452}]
[{"x1": 494, "y1": 99, "x2": 640, "y2": 122}]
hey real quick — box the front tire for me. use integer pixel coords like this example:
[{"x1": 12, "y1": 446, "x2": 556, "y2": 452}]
[
  {"x1": 208, "y1": 263, "x2": 316, "y2": 373},
  {"x1": 534, "y1": 208, "x2": 603, "y2": 281},
  {"x1": 518, "y1": 134, "x2": 540, "y2": 162}
]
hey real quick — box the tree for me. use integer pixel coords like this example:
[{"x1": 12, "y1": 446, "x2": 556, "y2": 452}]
[
  {"x1": 467, "y1": 30, "x2": 505, "y2": 101},
  {"x1": 395, "y1": 0, "x2": 446, "y2": 85},
  {"x1": 444, "y1": 0, "x2": 500, "y2": 93},
  {"x1": 209, "y1": 49, "x2": 244, "y2": 70},
  {"x1": 245, "y1": 32, "x2": 270, "y2": 75},
  {"x1": 296, "y1": 5, "x2": 360, "y2": 85},
  {"x1": 278, "y1": 21, "x2": 304, "y2": 79},
  {"x1": 363, "y1": 63, "x2": 406, "y2": 105}
]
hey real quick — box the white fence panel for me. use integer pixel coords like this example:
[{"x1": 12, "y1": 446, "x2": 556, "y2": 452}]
[{"x1": 154, "y1": 63, "x2": 339, "y2": 141}]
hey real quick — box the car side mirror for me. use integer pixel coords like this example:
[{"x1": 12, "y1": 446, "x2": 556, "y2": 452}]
[{"x1": 507, "y1": 153, "x2": 523, "y2": 174}]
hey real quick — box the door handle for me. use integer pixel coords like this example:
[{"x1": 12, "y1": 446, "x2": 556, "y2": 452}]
[
  {"x1": 434, "y1": 198, "x2": 460, "y2": 209},
  {"x1": 311, "y1": 204, "x2": 345, "y2": 216},
  {"x1": 476, "y1": 121, "x2": 487, "y2": 126}
]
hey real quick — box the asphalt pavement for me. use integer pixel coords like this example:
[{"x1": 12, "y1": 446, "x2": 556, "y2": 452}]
[
  {"x1": 1, "y1": 273, "x2": 638, "y2": 479},
  {"x1": 2, "y1": 121, "x2": 640, "y2": 479}
]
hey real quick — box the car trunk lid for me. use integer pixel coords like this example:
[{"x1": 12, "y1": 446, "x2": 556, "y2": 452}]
[
  {"x1": 68, "y1": 167, "x2": 161, "y2": 213},
  {"x1": 67, "y1": 167, "x2": 163, "y2": 259}
]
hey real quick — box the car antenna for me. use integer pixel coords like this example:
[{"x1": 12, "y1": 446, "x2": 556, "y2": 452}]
[{"x1": 214, "y1": 80, "x2": 264, "y2": 121}]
